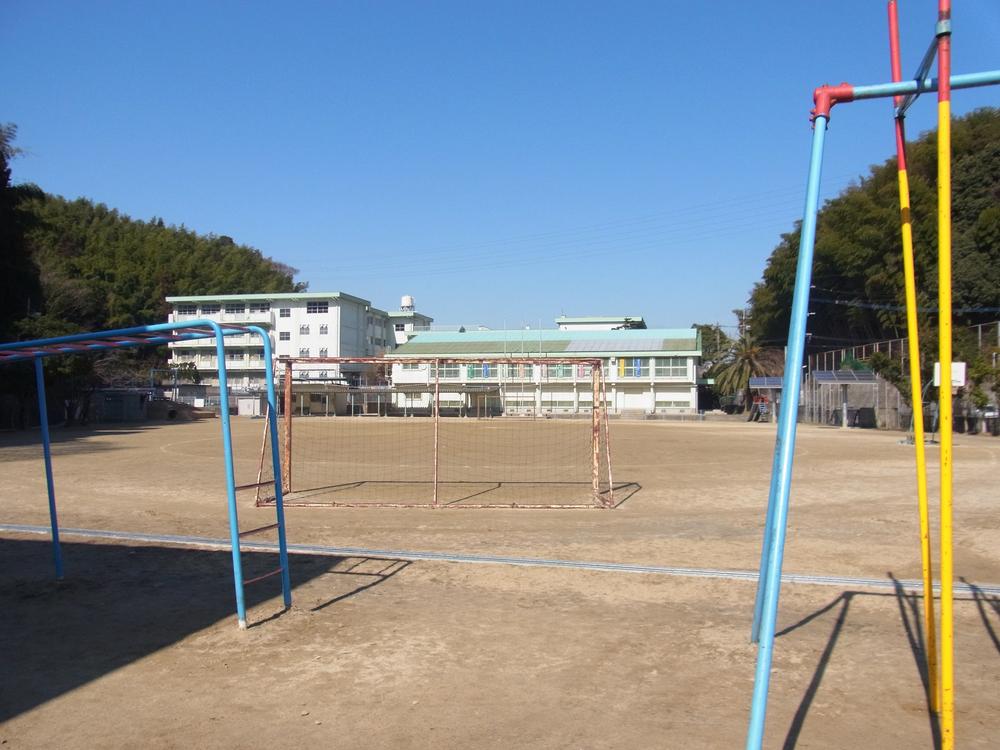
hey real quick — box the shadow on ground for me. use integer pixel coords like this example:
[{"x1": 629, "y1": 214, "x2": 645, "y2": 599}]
[
  {"x1": 0, "y1": 536, "x2": 406, "y2": 722},
  {"x1": 0, "y1": 422, "x2": 191, "y2": 460},
  {"x1": 772, "y1": 574, "x2": 1000, "y2": 749}
]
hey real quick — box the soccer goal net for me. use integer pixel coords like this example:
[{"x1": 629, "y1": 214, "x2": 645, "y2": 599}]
[{"x1": 254, "y1": 356, "x2": 616, "y2": 508}]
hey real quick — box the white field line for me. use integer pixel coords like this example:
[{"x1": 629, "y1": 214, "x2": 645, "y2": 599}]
[{"x1": 2, "y1": 523, "x2": 998, "y2": 596}]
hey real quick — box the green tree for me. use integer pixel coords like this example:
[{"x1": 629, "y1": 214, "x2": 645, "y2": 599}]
[
  {"x1": 750, "y1": 108, "x2": 1000, "y2": 346},
  {"x1": 711, "y1": 334, "x2": 784, "y2": 410},
  {"x1": 0, "y1": 124, "x2": 43, "y2": 338},
  {"x1": 691, "y1": 322, "x2": 733, "y2": 370}
]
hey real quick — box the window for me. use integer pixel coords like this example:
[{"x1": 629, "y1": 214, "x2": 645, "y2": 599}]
[
  {"x1": 249, "y1": 350, "x2": 263, "y2": 361},
  {"x1": 299, "y1": 324, "x2": 310, "y2": 335},
  {"x1": 542, "y1": 400, "x2": 575, "y2": 410},
  {"x1": 502, "y1": 364, "x2": 533, "y2": 379},
  {"x1": 656, "y1": 399, "x2": 688, "y2": 408},
  {"x1": 226, "y1": 351, "x2": 244, "y2": 360},
  {"x1": 319, "y1": 324, "x2": 329, "y2": 335},
  {"x1": 224, "y1": 303, "x2": 245, "y2": 314},
  {"x1": 201, "y1": 303, "x2": 221, "y2": 315},
  {"x1": 318, "y1": 348, "x2": 328, "y2": 358},
  {"x1": 431, "y1": 363, "x2": 460, "y2": 379},
  {"x1": 198, "y1": 352, "x2": 212, "y2": 362},
  {"x1": 618, "y1": 357, "x2": 648, "y2": 378},
  {"x1": 299, "y1": 348, "x2": 310, "y2": 357},
  {"x1": 249, "y1": 302, "x2": 270, "y2": 313},
  {"x1": 176, "y1": 304, "x2": 197, "y2": 316},
  {"x1": 279, "y1": 332, "x2": 290, "y2": 341},
  {"x1": 394, "y1": 323, "x2": 405, "y2": 331},
  {"x1": 318, "y1": 371, "x2": 327, "y2": 379},
  {"x1": 655, "y1": 357, "x2": 687, "y2": 378},
  {"x1": 306, "y1": 301, "x2": 328, "y2": 314},
  {"x1": 467, "y1": 363, "x2": 494, "y2": 379},
  {"x1": 547, "y1": 364, "x2": 573, "y2": 379},
  {"x1": 401, "y1": 363, "x2": 422, "y2": 371},
  {"x1": 279, "y1": 308, "x2": 291, "y2": 318}
]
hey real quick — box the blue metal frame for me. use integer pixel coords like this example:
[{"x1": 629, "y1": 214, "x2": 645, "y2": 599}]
[
  {"x1": 745, "y1": 67, "x2": 1000, "y2": 750},
  {"x1": 745, "y1": 118, "x2": 828, "y2": 750},
  {"x1": 0, "y1": 320, "x2": 292, "y2": 629}
]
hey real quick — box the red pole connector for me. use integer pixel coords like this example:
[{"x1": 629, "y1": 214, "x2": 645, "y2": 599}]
[{"x1": 810, "y1": 83, "x2": 856, "y2": 124}]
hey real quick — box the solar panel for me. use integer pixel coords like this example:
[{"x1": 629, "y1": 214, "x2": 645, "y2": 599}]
[
  {"x1": 566, "y1": 338, "x2": 664, "y2": 352},
  {"x1": 812, "y1": 370, "x2": 878, "y2": 384},
  {"x1": 749, "y1": 376, "x2": 784, "y2": 389}
]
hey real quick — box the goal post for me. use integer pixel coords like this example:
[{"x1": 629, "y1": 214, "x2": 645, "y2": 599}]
[{"x1": 255, "y1": 356, "x2": 616, "y2": 509}]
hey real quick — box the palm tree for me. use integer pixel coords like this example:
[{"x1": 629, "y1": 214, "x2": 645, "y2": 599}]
[{"x1": 712, "y1": 334, "x2": 784, "y2": 411}]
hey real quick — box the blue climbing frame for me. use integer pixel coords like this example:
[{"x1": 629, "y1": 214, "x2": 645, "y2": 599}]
[{"x1": 0, "y1": 320, "x2": 291, "y2": 630}]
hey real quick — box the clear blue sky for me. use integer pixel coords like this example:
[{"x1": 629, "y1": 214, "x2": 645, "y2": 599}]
[{"x1": 4, "y1": 1, "x2": 998, "y2": 330}]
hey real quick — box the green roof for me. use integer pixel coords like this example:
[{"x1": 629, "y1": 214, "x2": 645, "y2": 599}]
[{"x1": 391, "y1": 328, "x2": 700, "y2": 357}]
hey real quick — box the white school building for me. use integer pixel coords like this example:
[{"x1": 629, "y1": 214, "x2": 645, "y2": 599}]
[
  {"x1": 388, "y1": 322, "x2": 702, "y2": 416},
  {"x1": 165, "y1": 292, "x2": 432, "y2": 388}
]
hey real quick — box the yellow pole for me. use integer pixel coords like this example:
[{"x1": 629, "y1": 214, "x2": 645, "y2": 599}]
[
  {"x1": 887, "y1": 1, "x2": 938, "y2": 710},
  {"x1": 936, "y1": 4, "x2": 955, "y2": 744},
  {"x1": 896, "y1": 162, "x2": 939, "y2": 713}
]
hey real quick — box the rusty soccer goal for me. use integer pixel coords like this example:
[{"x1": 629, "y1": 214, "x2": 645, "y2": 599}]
[{"x1": 254, "y1": 356, "x2": 616, "y2": 508}]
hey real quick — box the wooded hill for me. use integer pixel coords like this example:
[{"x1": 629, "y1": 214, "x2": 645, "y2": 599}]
[
  {"x1": 1, "y1": 125, "x2": 303, "y2": 344},
  {"x1": 749, "y1": 107, "x2": 1000, "y2": 348}
]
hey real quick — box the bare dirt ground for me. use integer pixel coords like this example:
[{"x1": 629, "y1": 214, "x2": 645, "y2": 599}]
[{"x1": 1, "y1": 418, "x2": 998, "y2": 749}]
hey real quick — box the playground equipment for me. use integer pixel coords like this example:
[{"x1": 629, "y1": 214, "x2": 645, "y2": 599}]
[
  {"x1": 747, "y1": 3, "x2": 999, "y2": 748},
  {"x1": 0, "y1": 321, "x2": 291, "y2": 630}
]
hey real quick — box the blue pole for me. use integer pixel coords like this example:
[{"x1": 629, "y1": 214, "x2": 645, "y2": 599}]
[
  {"x1": 746, "y1": 116, "x2": 828, "y2": 750},
  {"x1": 250, "y1": 326, "x2": 292, "y2": 609},
  {"x1": 34, "y1": 357, "x2": 64, "y2": 579},
  {"x1": 750, "y1": 439, "x2": 784, "y2": 643},
  {"x1": 211, "y1": 322, "x2": 247, "y2": 629},
  {"x1": 0, "y1": 319, "x2": 250, "y2": 361},
  {"x1": 852, "y1": 69, "x2": 1000, "y2": 101}
]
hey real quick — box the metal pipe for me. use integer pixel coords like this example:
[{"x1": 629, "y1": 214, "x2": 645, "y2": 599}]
[
  {"x1": 433, "y1": 359, "x2": 440, "y2": 507},
  {"x1": 852, "y1": 69, "x2": 996, "y2": 100},
  {"x1": 750, "y1": 419, "x2": 785, "y2": 643},
  {"x1": 935, "y1": 2, "x2": 955, "y2": 745},
  {"x1": 251, "y1": 326, "x2": 292, "y2": 610},
  {"x1": 591, "y1": 365, "x2": 600, "y2": 504},
  {"x1": 887, "y1": 0, "x2": 938, "y2": 713},
  {"x1": 810, "y1": 71, "x2": 1000, "y2": 122},
  {"x1": 211, "y1": 322, "x2": 247, "y2": 629},
  {"x1": 0, "y1": 319, "x2": 251, "y2": 362},
  {"x1": 283, "y1": 360, "x2": 293, "y2": 493},
  {"x1": 34, "y1": 357, "x2": 63, "y2": 579},
  {"x1": 746, "y1": 114, "x2": 828, "y2": 750},
  {"x1": 9, "y1": 522, "x2": 1000, "y2": 594}
]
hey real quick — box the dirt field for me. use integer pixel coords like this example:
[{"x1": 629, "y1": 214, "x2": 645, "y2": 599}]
[{"x1": 1, "y1": 418, "x2": 998, "y2": 749}]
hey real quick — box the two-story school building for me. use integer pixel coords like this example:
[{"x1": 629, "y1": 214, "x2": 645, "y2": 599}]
[{"x1": 388, "y1": 325, "x2": 702, "y2": 416}]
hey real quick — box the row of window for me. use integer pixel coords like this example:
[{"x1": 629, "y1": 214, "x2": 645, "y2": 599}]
[
  {"x1": 296, "y1": 324, "x2": 329, "y2": 335},
  {"x1": 172, "y1": 350, "x2": 266, "y2": 362},
  {"x1": 402, "y1": 359, "x2": 688, "y2": 380},
  {"x1": 176, "y1": 302, "x2": 330, "y2": 316},
  {"x1": 619, "y1": 357, "x2": 687, "y2": 378}
]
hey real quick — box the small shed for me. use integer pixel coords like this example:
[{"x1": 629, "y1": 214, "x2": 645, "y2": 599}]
[
  {"x1": 812, "y1": 370, "x2": 879, "y2": 428},
  {"x1": 748, "y1": 376, "x2": 783, "y2": 423}
]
